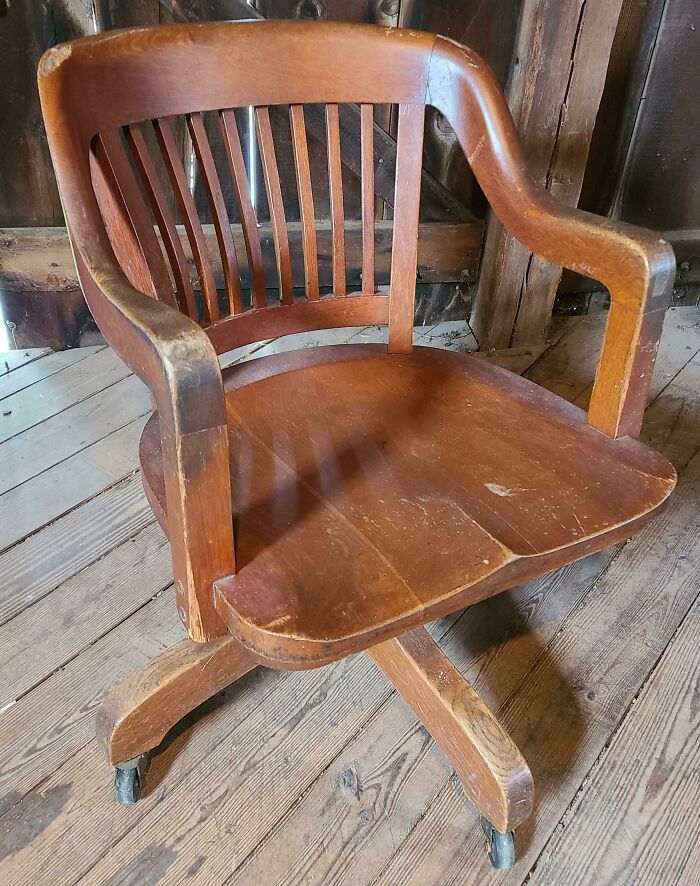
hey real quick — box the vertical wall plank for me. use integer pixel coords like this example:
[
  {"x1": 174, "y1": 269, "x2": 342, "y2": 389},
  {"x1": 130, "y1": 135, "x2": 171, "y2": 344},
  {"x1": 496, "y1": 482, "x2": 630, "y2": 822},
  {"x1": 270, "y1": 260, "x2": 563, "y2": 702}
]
[{"x1": 472, "y1": 0, "x2": 625, "y2": 348}]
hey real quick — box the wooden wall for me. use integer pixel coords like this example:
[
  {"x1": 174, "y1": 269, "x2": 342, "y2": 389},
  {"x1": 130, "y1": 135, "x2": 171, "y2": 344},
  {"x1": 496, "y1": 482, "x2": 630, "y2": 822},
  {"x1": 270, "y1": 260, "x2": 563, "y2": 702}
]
[
  {"x1": 0, "y1": 0, "x2": 523, "y2": 346},
  {"x1": 569, "y1": 0, "x2": 700, "y2": 295},
  {"x1": 0, "y1": 0, "x2": 522, "y2": 228},
  {"x1": 1, "y1": 0, "x2": 698, "y2": 349}
]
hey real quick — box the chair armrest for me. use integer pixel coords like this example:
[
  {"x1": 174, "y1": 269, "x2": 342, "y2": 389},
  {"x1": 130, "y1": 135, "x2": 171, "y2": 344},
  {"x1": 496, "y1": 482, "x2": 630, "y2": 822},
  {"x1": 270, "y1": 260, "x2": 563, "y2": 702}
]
[
  {"x1": 39, "y1": 43, "x2": 234, "y2": 641},
  {"x1": 77, "y1": 253, "x2": 234, "y2": 642},
  {"x1": 429, "y1": 36, "x2": 676, "y2": 438},
  {"x1": 517, "y1": 195, "x2": 675, "y2": 439}
]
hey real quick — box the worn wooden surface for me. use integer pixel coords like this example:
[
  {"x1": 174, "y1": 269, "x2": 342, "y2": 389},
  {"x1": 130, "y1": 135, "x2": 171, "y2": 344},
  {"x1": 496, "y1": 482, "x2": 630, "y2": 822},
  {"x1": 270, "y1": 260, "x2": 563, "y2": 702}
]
[
  {"x1": 203, "y1": 341, "x2": 674, "y2": 665},
  {"x1": 0, "y1": 222, "x2": 483, "y2": 293},
  {"x1": 0, "y1": 305, "x2": 698, "y2": 884},
  {"x1": 369, "y1": 627, "x2": 534, "y2": 834}
]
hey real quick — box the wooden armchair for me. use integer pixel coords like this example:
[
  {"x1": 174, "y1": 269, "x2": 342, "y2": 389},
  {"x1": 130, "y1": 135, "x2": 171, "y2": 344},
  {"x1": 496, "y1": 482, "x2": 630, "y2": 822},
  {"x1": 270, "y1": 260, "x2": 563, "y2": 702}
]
[{"x1": 39, "y1": 22, "x2": 676, "y2": 868}]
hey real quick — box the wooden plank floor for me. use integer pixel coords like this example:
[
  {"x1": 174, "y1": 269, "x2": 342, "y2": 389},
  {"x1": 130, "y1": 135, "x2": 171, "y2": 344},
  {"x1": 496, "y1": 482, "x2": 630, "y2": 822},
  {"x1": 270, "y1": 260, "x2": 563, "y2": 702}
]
[{"x1": 0, "y1": 308, "x2": 698, "y2": 886}]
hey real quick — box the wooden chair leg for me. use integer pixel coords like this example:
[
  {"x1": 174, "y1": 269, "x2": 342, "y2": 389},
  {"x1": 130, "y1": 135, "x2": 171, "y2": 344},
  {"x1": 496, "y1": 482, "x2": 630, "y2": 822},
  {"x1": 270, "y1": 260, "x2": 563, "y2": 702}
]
[
  {"x1": 368, "y1": 626, "x2": 534, "y2": 835},
  {"x1": 96, "y1": 634, "x2": 258, "y2": 767}
]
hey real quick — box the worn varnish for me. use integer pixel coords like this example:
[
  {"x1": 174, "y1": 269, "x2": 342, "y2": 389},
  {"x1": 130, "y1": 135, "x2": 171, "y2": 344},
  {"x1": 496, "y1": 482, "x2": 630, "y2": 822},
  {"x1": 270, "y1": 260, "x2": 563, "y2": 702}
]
[{"x1": 38, "y1": 20, "x2": 676, "y2": 850}]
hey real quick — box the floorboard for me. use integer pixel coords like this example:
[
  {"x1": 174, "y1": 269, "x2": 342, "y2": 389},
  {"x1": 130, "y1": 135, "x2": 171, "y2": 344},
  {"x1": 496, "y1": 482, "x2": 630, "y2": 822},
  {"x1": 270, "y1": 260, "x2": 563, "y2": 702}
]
[
  {"x1": 0, "y1": 311, "x2": 697, "y2": 886},
  {"x1": 0, "y1": 348, "x2": 52, "y2": 376},
  {"x1": 0, "y1": 373, "x2": 149, "y2": 496},
  {"x1": 529, "y1": 592, "x2": 700, "y2": 886},
  {"x1": 0, "y1": 474, "x2": 152, "y2": 626},
  {"x1": 0, "y1": 418, "x2": 146, "y2": 552},
  {"x1": 0, "y1": 348, "x2": 103, "y2": 402},
  {"x1": 0, "y1": 348, "x2": 127, "y2": 443}
]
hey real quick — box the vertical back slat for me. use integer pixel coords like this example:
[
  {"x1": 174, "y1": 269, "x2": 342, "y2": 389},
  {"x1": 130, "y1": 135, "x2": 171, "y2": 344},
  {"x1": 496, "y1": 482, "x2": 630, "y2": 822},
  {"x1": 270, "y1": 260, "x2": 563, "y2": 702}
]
[
  {"x1": 325, "y1": 103, "x2": 346, "y2": 296},
  {"x1": 126, "y1": 124, "x2": 198, "y2": 319},
  {"x1": 91, "y1": 138, "x2": 156, "y2": 300},
  {"x1": 153, "y1": 116, "x2": 220, "y2": 324},
  {"x1": 187, "y1": 112, "x2": 243, "y2": 315},
  {"x1": 360, "y1": 103, "x2": 375, "y2": 295},
  {"x1": 388, "y1": 103, "x2": 425, "y2": 354},
  {"x1": 220, "y1": 109, "x2": 267, "y2": 309},
  {"x1": 289, "y1": 104, "x2": 320, "y2": 300},
  {"x1": 97, "y1": 130, "x2": 176, "y2": 308},
  {"x1": 255, "y1": 106, "x2": 294, "y2": 305}
]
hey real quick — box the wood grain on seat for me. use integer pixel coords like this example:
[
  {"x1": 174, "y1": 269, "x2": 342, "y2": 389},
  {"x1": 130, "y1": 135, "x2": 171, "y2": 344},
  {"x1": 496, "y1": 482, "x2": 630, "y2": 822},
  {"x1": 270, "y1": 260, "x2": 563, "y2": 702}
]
[{"x1": 140, "y1": 344, "x2": 675, "y2": 667}]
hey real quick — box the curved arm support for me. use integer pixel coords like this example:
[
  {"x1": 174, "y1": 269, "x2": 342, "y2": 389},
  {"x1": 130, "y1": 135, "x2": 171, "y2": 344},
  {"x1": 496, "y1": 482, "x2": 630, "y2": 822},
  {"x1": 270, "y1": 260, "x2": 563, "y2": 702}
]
[
  {"x1": 78, "y1": 260, "x2": 233, "y2": 643},
  {"x1": 428, "y1": 36, "x2": 675, "y2": 438},
  {"x1": 40, "y1": 47, "x2": 234, "y2": 642}
]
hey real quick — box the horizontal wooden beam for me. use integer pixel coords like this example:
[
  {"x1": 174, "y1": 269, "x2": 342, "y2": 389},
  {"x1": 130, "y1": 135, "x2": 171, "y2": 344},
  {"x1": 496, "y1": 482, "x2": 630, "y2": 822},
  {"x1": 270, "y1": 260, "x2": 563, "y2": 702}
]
[
  {"x1": 664, "y1": 229, "x2": 700, "y2": 263},
  {"x1": 0, "y1": 220, "x2": 483, "y2": 293}
]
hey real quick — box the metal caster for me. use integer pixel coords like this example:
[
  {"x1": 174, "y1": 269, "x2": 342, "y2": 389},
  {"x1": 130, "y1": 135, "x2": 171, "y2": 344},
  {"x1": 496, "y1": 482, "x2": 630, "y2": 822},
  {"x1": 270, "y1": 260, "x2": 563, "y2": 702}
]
[
  {"x1": 114, "y1": 754, "x2": 149, "y2": 805},
  {"x1": 480, "y1": 815, "x2": 517, "y2": 869}
]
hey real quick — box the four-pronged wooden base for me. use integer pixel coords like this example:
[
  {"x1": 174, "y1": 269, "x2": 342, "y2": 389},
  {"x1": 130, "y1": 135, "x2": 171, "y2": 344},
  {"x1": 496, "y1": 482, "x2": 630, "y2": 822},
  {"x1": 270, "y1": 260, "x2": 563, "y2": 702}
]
[{"x1": 97, "y1": 625, "x2": 533, "y2": 853}]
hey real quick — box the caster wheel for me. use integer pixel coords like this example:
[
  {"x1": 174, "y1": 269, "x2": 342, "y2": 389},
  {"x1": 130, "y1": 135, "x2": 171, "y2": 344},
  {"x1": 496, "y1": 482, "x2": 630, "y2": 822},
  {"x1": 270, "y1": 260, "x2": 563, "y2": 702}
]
[
  {"x1": 114, "y1": 754, "x2": 149, "y2": 805},
  {"x1": 480, "y1": 815, "x2": 516, "y2": 870}
]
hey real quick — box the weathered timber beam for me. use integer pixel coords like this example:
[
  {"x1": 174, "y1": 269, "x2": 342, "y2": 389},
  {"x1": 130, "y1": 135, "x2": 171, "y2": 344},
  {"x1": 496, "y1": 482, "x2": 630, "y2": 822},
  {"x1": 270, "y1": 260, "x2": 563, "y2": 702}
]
[
  {"x1": 663, "y1": 229, "x2": 700, "y2": 263},
  {"x1": 0, "y1": 220, "x2": 483, "y2": 292},
  {"x1": 472, "y1": 0, "x2": 625, "y2": 348}
]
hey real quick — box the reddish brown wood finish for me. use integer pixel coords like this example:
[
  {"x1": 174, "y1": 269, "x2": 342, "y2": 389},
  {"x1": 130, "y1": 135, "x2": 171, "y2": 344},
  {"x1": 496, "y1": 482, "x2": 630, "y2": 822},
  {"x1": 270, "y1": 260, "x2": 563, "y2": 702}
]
[
  {"x1": 186, "y1": 111, "x2": 243, "y2": 314},
  {"x1": 256, "y1": 105, "x2": 294, "y2": 305},
  {"x1": 126, "y1": 123, "x2": 198, "y2": 317},
  {"x1": 290, "y1": 104, "x2": 320, "y2": 300},
  {"x1": 388, "y1": 102, "x2": 425, "y2": 353},
  {"x1": 97, "y1": 633, "x2": 257, "y2": 765},
  {"x1": 219, "y1": 108, "x2": 267, "y2": 309},
  {"x1": 89, "y1": 136, "x2": 156, "y2": 301},
  {"x1": 325, "y1": 103, "x2": 346, "y2": 296},
  {"x1": 369, "y1": 627, "x2": 534, "y2": 833},
  {"x1": 96, "y1": 130, "x2": 176, "y2": 309},
  {"x1": 360, "y1": 103, "x2": 375, "y2": 296},
  {"x1": 201, "y1": 345, "x2": 671, "y2": 665},
  {"x1": 134, "y1": 340, "x2": 675, "y2": 668},
  {"x1": 40, "y1": 22, "x2": 675, "y2": 833},
  {"x1": 40, "y1": 21, "x2": 673, "y2": 438},
  {"x1": 425, "y1": 35, "x2": 675, "y2": 438},
  {"x1": 153, "y1": 116, "x2": 220, "y2": 323}
]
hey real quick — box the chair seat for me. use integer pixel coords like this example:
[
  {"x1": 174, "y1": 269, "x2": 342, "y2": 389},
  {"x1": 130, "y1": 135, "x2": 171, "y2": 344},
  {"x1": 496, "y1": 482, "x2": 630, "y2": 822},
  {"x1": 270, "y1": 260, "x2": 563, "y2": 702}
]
[{"x1": 140, "y1": 343, "x2": 675, "y2": 667}]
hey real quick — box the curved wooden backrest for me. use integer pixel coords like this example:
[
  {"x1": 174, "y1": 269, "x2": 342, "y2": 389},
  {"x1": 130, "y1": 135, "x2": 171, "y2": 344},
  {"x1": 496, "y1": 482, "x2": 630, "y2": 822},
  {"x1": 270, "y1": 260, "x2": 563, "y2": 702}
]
[
  {"x1": 41, "y1": 22, "x2": 673, "y2": 433},
  {"x1": 40, "y1": 22, "x2": 440, "y2": 356}
]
